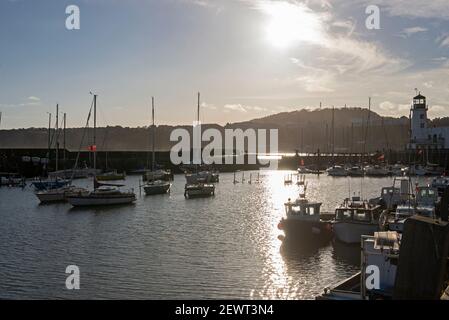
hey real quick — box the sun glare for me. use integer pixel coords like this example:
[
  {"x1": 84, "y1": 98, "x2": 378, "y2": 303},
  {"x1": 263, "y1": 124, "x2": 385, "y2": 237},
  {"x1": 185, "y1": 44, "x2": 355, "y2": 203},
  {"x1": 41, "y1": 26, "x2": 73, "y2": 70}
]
[{"x1": 261, "y1": 2, "x2": 324, "y2": 49}]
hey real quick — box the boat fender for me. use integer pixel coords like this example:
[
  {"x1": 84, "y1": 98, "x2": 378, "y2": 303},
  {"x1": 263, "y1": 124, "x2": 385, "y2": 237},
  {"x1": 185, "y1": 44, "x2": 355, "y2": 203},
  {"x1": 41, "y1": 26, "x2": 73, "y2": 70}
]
[{"x1": 277, "y1": 220, "x2": 284, "y2": 230}]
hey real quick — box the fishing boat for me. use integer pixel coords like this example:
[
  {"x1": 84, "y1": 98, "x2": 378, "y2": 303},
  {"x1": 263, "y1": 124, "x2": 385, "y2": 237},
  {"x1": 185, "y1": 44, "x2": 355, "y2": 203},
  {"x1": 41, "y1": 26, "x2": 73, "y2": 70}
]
[
  {"x1": 369, "y1": 178, "x2": 411, "y2": 210},
  {"x1": 384, "y1": 184, "x2": 438, "y2": 232},
  {"x1": 327, "y1": 165, "x2": 347, "y2": 177},
  {"x1": 142, "y1": 97, "x2": 171, "y2": 196},
  {"x1": 278, "y1": 187, "x2": 333, "y2": 243},
  {"x1": 65, "y1": 94, "x2": 136, "y2": 207},
  {"x1": 96, "y1": 170, "x2": 126, "y2": 181},
  {"x1": 184, "y1": 183, "x2": 215, "y2": 198},
  {"x1": 332, "y1": 197, "x2": 382, "y2": 244},
  {"x1": 318, "y1": 231, "x2": 400, "y2": 300}
]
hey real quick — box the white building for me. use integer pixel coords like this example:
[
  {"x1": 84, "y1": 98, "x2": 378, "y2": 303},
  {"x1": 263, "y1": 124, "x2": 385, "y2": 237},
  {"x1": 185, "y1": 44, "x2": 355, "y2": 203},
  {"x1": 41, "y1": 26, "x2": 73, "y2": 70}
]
[{"x1": 408, "y1": 93, "x2": 449, "y2": 150}]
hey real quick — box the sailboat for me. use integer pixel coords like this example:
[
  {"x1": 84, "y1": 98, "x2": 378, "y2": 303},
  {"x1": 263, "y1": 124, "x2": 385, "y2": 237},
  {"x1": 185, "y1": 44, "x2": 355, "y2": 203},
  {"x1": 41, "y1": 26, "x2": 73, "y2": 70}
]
[
  {"x1": 66, "y1": 93, "x2": 136, "y2": 207},
  {"x1": 32, "y1": 105, "x2": 70, "y2": 191},
  {"x1": 184, "y1": 92, "x2": 215, "y2": 198},
  {"x1": 143, "y1": 97, "x2": 171, "y2": 196}
]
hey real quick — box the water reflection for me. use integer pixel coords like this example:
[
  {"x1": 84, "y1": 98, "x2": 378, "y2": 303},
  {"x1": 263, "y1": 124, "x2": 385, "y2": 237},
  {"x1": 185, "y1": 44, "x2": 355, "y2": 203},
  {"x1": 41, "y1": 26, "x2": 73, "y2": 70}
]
[
  {"x1": 1, "y1": 171, "x2": 419, "y2": 299},
  {"x1": 331, "y1": 240, "x2": 361, "y2": 267}
]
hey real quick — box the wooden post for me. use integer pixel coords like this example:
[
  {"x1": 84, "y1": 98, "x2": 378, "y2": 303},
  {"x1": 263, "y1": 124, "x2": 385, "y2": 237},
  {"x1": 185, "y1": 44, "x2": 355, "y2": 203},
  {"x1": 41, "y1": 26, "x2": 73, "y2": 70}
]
[{"x1": 393, "y1": 216, "x2": 449, "y2": 299}]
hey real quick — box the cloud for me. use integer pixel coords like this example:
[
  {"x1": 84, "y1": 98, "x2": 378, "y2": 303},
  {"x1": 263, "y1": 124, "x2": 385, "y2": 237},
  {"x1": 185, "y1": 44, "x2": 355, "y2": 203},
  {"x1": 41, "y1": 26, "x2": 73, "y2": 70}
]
[
  {"x1": 0, "y1": 96, "x2": 42, "y2": 108},
  {"x1": 399, "y1": 27, "x2": 427, "y2": 38},
  {"x1": 224, "y1": 104, "x2": 248, "y2": 113},
  {"x1": 201, "y1": 102, "x2": 217, "y2": 110},
  {"x1": 352, "y1": 0, "x2": 449, "y2": 20},
  {"x1": 223, "y1": 104, "x2": 268, "y2": 113},
  {"x1": 428, "y1": 105, "x2": 447, "y2": 118},
  {"x1": 378, "y1": 101, "x2": 411, "y2": 116}
]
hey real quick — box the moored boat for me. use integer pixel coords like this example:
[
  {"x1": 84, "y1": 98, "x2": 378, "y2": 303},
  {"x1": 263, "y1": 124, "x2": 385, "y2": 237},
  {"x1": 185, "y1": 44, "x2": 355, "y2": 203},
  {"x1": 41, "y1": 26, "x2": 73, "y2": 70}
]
[
  {"x1": 278, "y1": 191, "x2": 333, "y2": 244},
  {"x1": 346, "y1": 166, "x2": 364, "y2": 177},
  {"x1": 364, "y1": 165, "x2": 389, "y2": 177},
  {"x1": 66, "y1": 186, "x2": 136, "y2": 206},
  {"x1": 332, "y1": 197, "x2": 382, "y2": 244},
  {"x1": 327, "y1": 165, "x2": 347, "y2": 177},
  {"x1": 35, "y1": 185, "x2": 87, "y2": 203},
  {"x1": 184, "y1": 183, "x2": 215, "y2": 198}
]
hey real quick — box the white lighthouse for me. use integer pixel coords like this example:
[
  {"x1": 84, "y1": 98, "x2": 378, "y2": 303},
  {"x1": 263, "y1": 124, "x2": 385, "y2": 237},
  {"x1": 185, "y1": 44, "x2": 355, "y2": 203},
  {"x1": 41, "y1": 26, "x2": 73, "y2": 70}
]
[
  {"x1": 409, "y1": 92, "x2": 449, "y2": 150},
  {"x1": 410, "y1": 93, "x2": 428, "y2": 143}
]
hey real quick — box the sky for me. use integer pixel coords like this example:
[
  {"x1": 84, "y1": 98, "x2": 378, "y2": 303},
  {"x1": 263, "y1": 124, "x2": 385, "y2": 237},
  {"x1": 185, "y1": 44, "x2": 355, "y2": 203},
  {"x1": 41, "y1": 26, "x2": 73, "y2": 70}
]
[{"x1": 0, "y1": 0, "x2": 449, "y2": 129}]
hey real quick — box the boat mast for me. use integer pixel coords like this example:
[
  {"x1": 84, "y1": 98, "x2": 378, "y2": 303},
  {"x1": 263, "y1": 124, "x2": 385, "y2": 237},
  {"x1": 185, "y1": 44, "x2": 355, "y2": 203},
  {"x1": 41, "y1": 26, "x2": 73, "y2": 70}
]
[
  {"x1": 93, "y1": 94, "x2": 97, "y2": 171},
  {"x1": 55, "y1": 104, "x2": 59, "y2": 172},
  {"x1": 63, "y1": 113, "x2": 66, "y2": 170},
  {"x1": 332, "y1": 106, "x2": 335, "y2": 165},
  {"x1": 47, "y1": 112, "x2": 51, "y2": 175},
  {"x1": 362, "y1": 97, "x2": 371, "y2": 166},
  {"x1": 197, "y1": 92, "x2": 201, "y2": 170},
  {"x1": 152, "y1": 96, "x2": 155, "y2": 172}
]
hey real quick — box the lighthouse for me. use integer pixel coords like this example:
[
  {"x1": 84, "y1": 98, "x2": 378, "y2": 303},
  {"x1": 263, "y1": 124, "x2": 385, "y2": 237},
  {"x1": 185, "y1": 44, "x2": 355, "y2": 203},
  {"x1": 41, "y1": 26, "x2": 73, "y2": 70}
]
[
  {"x1": 408, "y1": 92, "x2": 449, "y2": 150},
  {"x1": 410, "y1": 93, "x2": 428, "y2": 144}
]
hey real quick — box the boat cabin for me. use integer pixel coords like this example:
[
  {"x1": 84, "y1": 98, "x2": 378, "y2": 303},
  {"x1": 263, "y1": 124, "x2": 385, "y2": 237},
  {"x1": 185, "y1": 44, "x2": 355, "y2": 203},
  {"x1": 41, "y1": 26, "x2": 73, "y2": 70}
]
[
  {"x1": 335, "y1": 201, "x2": 381, "y2": 224},
  {"x1": 284, "y1": 196, "x2": 322, "y2": 221},
  {"x1": 416, "y1": 186, "x2": 438, "y2": 206}
]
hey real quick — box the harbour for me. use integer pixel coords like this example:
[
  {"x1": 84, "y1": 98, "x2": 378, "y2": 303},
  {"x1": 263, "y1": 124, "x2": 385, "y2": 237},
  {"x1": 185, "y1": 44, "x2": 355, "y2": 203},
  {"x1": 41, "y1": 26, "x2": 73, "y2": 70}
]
[
  {"x1": 0, "y1": 172, "x2": 442, "y2": 299},
  {"x1": 2, "y1": 0, "x2": 449, "y2": 305}
]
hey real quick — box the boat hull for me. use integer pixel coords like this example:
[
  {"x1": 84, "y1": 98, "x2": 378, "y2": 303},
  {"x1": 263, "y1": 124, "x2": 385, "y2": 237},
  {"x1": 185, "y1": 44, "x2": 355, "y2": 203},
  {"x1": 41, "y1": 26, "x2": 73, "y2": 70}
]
[
  {"x1": 66, "y1": 195, "x2": 136, "y2": 206},
  {"x1": 332, "y1": 222, "x2": 378, "y2": 244},
  {"x1": 279, "y1": 219, "x2": 333, "y2": 243},
  {"x1": 184, "y1": 185, "x2": 215, "y2": 198},
  {"x1": 143, "y1": 183, "x2": 171, "y2": 195},
  {"x1": 36, "y1": 192, "x2": 66, "y2": 203},
  {"x1": 96, "y1": 174, "x2": 126, "y2": 181}
]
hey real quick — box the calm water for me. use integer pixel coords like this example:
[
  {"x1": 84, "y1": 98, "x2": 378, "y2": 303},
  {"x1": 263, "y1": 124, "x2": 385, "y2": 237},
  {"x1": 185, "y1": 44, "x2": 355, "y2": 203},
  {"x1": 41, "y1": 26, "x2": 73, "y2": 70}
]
[{"x1": 0, "y1": 172, "x2": 433, "y2": 299}]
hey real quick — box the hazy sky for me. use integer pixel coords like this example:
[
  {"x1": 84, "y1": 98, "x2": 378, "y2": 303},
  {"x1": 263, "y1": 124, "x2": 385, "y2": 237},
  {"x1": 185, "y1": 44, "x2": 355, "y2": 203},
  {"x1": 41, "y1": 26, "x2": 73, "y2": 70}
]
[{"x1": 1, "y1": 0, "x2": 449, "y2": 129}]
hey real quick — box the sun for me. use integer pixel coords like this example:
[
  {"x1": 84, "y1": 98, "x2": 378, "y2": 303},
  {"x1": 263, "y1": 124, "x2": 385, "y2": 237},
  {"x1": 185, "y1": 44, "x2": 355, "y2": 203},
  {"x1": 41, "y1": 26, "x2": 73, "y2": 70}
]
[{"x1": 261, "y1": 2, "x2": 324, "y2": 49}]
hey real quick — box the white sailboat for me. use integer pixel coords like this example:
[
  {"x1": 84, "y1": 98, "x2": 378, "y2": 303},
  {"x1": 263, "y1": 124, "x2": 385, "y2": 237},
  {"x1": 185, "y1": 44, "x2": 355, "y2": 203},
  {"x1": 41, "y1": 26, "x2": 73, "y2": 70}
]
[
  {"x1": 66, "y1": 93, "x2": 136, "y2": 207},
  {"x1": 143, "y1": 97, "x2": 171, "y2": 196},
  {"x1": 184, "y1": 92, "x2": 216, "y2": 199}
]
